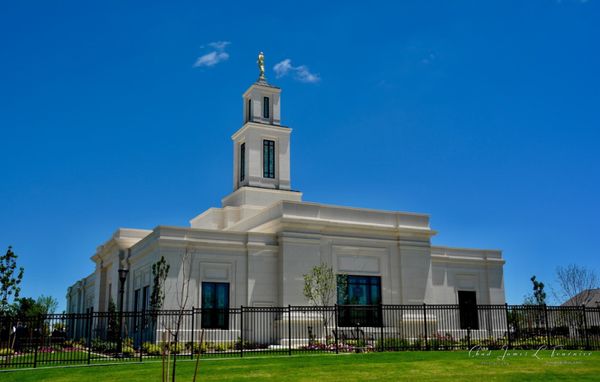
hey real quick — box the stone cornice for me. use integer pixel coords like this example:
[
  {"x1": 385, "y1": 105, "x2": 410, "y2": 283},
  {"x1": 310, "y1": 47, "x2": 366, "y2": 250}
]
[
  {"x1": 126, "y1": 225, "x2": 278, "y2": 255},
  {"x1": 227, "y1": 200, "x2": 436, "y2": 241},
  {"x1": 243, "y1": 81, "x2": 281, "y2": 97},
  {"x1": 430, "y1": 245, "x2": 504, "y2": 265},
  {"x1": 431, "y1": 254, "x2": 505, "y2": 266},
  {"x1": 91, "y1": 228, "x2": 152, "y2": 263},
  {"x1": 231, "y1": 122, "x2": 291, "y2": 141}
]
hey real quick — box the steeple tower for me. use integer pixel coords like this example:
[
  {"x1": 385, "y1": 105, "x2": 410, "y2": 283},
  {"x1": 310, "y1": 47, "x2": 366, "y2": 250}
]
[
  {"x1": 232, "y1": 53, "x2": 291, "y2": 191},
  {"x1": 221, "y1": 52, "x2": 301, "y2": 209}
]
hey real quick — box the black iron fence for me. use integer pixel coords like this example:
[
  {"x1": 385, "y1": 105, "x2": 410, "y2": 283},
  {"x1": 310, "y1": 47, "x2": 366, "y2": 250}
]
[{"x1": 1, "y1": 304, "x2": 599, "y2": 369}]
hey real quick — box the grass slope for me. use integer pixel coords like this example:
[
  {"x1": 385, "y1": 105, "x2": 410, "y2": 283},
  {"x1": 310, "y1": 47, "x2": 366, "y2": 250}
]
[{"x1": 1, "y1": 351, "x2": 599, "y2": 381}]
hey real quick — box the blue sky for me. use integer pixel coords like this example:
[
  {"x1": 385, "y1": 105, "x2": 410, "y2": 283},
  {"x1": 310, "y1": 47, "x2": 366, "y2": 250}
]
[{"x1": 1, "y1": 1, "x2": 599, "y2": 311}]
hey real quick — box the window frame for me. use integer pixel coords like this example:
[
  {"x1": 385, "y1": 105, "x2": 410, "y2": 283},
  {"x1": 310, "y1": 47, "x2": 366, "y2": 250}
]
[
  {"x1": 201, "y1": 282, "x2": 230, "y2": 330},
  {"x1": 337, "y1": 275, "x2": 383, "y2": 327},
  {"x1": 263, "y1": 139, "x2": 276, "y2": 178},
  {"x1": 240, "y1": 142, "x2": 246, "y2": 182},
  {"x1": 263, "y1": 96, "x2": 270, "y2": 119}
]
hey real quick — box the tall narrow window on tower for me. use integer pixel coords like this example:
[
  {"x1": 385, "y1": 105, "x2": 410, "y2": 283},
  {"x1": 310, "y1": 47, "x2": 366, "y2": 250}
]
[
  {"x1": 263, "y1": 139, "x2": 275, "y2": 178},
  {"x1": 240, "y1": 143, "x2": 245, "y2": 182},
  {"x1": 263, "y1": 97, "x2": 270, "y2": 119},
  {"x1": 247, "y1": 99, "x2": 252, "y2": 122}
]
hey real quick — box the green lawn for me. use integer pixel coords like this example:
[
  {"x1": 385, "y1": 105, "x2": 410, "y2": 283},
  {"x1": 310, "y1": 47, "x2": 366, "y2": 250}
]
[{"x1": 1, "y1": 350, "x2": 599, "y2": 381}]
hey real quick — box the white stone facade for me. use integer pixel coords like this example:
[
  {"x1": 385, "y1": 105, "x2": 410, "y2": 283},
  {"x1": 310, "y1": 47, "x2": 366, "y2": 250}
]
[{"x1": 66, "y1": 77, "x2": 506, "y2": 316}]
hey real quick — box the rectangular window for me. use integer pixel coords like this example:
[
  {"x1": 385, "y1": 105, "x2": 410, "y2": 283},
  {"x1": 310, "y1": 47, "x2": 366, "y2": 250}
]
[
  {"x1": 337, "y1": 275, "x2": 382, "y2": 327},
  {"x1": 142, "y1": 285, "x2": 149, "y2": 311},
  {"x1": 240, "y1": 143, "x2": 245, "y2": 182},
  {"x1": 108, "y1": 283, "x2": 112, "y2": 307},
  {"x1": 134, "y1": 289, "x2": 140, "y2": 311},
  {"x1": 263, "y1": 97, "x2": 270, "y2": 119},
  {"x1": 263, "y1": 140, "x2": 275, "y2": 178},
  {"x1": 133, "y1": 289, "x2": 140, "y2": 330},
  {"x1": 201, "y1": 282, "x2": 230, "y2": 329},
  {"x1": 247, "y1": 99, "x2": 252, "y2": 122},
  {"x1": 458, "y1": 291, "x2": 479, "y2": 330}
]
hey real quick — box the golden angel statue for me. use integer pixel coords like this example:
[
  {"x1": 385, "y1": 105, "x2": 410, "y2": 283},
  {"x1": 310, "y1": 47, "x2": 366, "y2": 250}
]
[{"x1": 257, "y1": 52, "x2": 265, "y2": 79}]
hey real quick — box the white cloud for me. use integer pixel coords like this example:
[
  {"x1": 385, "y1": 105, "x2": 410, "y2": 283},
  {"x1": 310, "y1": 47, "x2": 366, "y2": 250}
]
[
  {"x1": 274, "y1": 59, "x2": 293, "y2": 77},
  {"x1": 273, "y1": 58, "x2": 320, "y2": 83},
  {"x1": 208, "y1": 41, "x2": 231, "y2": 50},
  {"x1": 295, "y1": 65, "x2": 320, "y2": 83},
  {"x1": 193, "y1": 41, "x2": 230, "y2": 68},
  {"x1": 194, "y1": 51, "x2": 229, "y2": 67}
]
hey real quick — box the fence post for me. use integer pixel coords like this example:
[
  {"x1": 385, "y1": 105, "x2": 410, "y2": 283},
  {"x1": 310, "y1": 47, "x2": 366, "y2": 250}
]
[
  {"x1": 504, "y1": 303, "x2": 511, "y2": 348},
  {"x1": 33, "y1": 315, "x2": 42, "y2": 368},
  {"x1": 139, "y1": 310, "x2": 143, "y2": 363},
  {"x1": 543, "y1": 304, "x2": 551, "y2": 347},
  {"x1": 190, "y1": 307, "x2": 195, "y2": 360},
  {"x1": 423, "y1": 303, "x2": 429, "y2": 350},
  {"x1": 240, "y1": 306, "x2": 244, "y2": 358},
  {"x1": 379, "y1": 304, "x2": 384, "y2": 352},
  {"x1": 596, "y1": 307, "x2": 600, "y2": 350},
  {"x1": 334, "y1": 304, "x2": 339, "y2": 355},
  {"x1": 582, "y1": 305, "x2": 590, "y2": 350},
  {"x1": 288, "y1": 305, "x2": 292, "y2": 356},
  {"x1": 87, "y1": 308, "x2": 93, "y2": 365}
]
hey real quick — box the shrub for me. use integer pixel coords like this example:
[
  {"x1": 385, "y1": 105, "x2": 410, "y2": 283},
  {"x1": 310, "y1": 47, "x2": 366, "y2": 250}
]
[
  {"x1": 142, "y1": 341, "x2": 181, "y2": 356},
  {"x1": 142, "y1": 343, "x2": 162, "y2": 356},
  {"x1": 123, "y1": 337, "x2": 134, "y2": 347},
  {"x1": 63, "y1": 340, "x2": 76, "y2": 348},
  {"x1": 376, "y1": 338, "x2": 410, "y2": 350},
  {"x1": 63, "y1": 339, "x2": 86, "y2": 349},
  {"x1": 480, "y1": 337, "x2": 504, "y2": 350},
  {"x1": 188, "y1": 342, "x2": 210, "y2": 354},
  {"x1": 344, "y1": 339, "x2": 366, "y2": 347},
  {"x1": 0, "y1": 348, "x2": 15, "y2": 356},
  {"x1": 154, "y1": 342, "x2": 185, "y2": 354},
  {"x1": 122, "y1": 345, "x2": 135, "y2": 357},
  {"x1": 91, "y1": 339, "x2": 116, "y2": 353},
  {"x1": 234, "y1": 338, "x2": 265, "y2": 350},
  {"x1": 169, "y1": 342, "x2": 186, "y2": 354},
  {"x1": 428, "y1": 339, "x2": 442, "y2": 350},
  {"x1": 412, "y1": 337, "x2": 423, "y2": 349}
]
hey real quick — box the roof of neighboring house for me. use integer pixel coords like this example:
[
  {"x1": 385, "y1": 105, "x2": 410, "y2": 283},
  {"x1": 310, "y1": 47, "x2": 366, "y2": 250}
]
[{"x1": 561, "y1": 288, "x2": 600, "y2": 307}]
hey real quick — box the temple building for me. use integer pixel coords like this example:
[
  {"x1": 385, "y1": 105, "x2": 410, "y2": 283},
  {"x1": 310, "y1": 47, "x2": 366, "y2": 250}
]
[{"x1": 66, "y1": 55, "x2": 506, "y2": 326}]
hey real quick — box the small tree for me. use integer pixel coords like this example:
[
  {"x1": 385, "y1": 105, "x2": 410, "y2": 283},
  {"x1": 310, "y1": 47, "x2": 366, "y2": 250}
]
[
  {"x1": 524, "y1": 276, "x2": 547, "y2": 332},
  {"x1": 13, "y1": 295, "x2": 58, "y2": 317},
  {"x1": 553, "y1": 264, "x2": 599, "y2": 335},
  {"x1": 0, "y1": 246, "x2": 24, "y2": 314},
  {"x1": 149, "y1": 256, "x2": 171, "y2": 382},
  {"x1": 554, "y1": 264, "x2": 599, "y2": 306},
  {"x1": 151, "y1": 256, "x2": 170, "y2": 312},
  {"x1": 303, "y1": 263, "x2": 336, "y2": 308},
  {"x1": 106, "y1": 298, "x2": 119, "y2": 342},
  {"x1": 531, "y1": 276, "x2": 546, "y2": 305},
  {"x1": 36, "y1": 295, "x2": 58, "y2": 315},
  {"x1": 303, "y1": 263, "x2": 338, "y2": 341},
  {"x1": 166, "y1": 249, "x2": 192, "y2": 382}
]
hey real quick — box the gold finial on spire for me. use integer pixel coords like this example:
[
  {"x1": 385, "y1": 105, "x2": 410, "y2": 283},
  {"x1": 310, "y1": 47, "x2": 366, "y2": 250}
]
[{"x1": 257, "y1": 51, "x2": 265, "y2": 80}]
